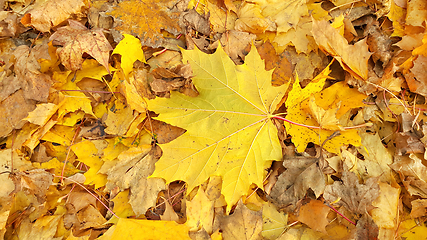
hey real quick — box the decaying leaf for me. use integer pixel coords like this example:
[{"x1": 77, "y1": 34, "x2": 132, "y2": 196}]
[
  {"x1": 108, "y1": 0, "x2": 182, "y2": 48},
  {"x1": 323, "y1": 170, "x2": 379, "y2": 217},
  {"x1": 50, "y1": 20, "x2": 113, "y2": 72},
  {"x1": 219, "y1": 200, "x2": 263, "y2": 240}
]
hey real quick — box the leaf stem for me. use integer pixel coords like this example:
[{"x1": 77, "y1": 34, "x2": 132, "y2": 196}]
[
  {"x1": 60, "y1": 89, "x2": 120, "y2": 94},
  {"x1": 325, "y1": 202, "x2": 356, "y2": 225},
  {"x1": 272, "y1": 116, "x2": 371, "y2": 130}
]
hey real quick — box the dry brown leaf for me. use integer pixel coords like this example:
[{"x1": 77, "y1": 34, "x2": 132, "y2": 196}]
[
  {"x1": 0, "y1": 90, "x2": 36, "y2": 137},
  {"x1": 99, "y1": 145, "x2": 165, "y2": 216},
  {"x1": 108, "y1": 0, "x2": 182, "y2": 48},
  {"x1": 219, "y1": 200, "x2": 263, "y2": 240},
  {"x1": 355, "y1": 215, "x2": 379, "y2": 240},
  {"x1": 144, "y1": 119, "x2": 186, "y2": 144},
  {"x1": 410, "y1": 199, "x2": 427, "y2": 218},
  {"x1": 323, "y1": 170, "x2": 379, "y2": 216},
  {"x1": 21, "y1": 0, "x2": 86, "y2": 32},
  {"x1": 50, "y1": 20, "x2": 112, "y2": 72},
  {"x1": 312, "y1": 19, "x2": 371, "y2": 80},
  {"x1": 405, "y1": 55, "x2": 427, "y2": 97},
  {"x1": 220, "y1": 30, "x2": 256, "y2": 64},
  {"x1": 3, "y1": 45, "x2": 52, "y2": 102},
  {"x1": 269, "y1": 157, "x2": 325, "y2": 212}
]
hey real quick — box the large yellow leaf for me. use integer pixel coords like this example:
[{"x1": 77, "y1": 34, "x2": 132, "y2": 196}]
[
  {"x1": 148, "y1": 45, "x2": 288, "y2": 210},
  {"x1": 284, "y1": 67, "x2": 362, "y2": 154}
]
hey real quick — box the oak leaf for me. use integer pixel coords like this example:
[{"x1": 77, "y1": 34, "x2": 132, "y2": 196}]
[
  {"x1": 148, "y1": 45, "x2": 287, "y2": 210},
  {"x1": 108, "y1": 0, "x2": 182, "y2": 48},
  {"x1": 50, "y1": 20, "x2": 112, "y2": 72}
]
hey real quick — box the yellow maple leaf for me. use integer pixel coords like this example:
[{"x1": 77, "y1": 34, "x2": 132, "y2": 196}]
[
  {"x1": 284, "y1": 67, "x2": 362, "y2": 154},
  {"x1": 262, "y1": 202, "x2": 288, "y2": 239},
  {"x1": 148, "y1": 44, "x2": 288, "y2": 211},
  {"x1": 112, "y1": 34, "x2": 146, "y2": 78}
]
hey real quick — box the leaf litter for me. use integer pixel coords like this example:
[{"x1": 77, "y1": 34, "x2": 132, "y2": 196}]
[{"x1": 2, "y1": 0, "x2": 427, "y2": 239}]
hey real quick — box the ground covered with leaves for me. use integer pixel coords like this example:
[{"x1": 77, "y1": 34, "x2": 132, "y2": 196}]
[{"x1": 1, "y1": 0, "x2": 427, "y2": 239}]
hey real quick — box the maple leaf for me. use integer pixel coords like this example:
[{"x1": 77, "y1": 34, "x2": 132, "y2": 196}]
[
  {"x1": 148, "y1": 44, "x2": 287, "y2": 210},
  {"x1": 108, "y1": 0, "x2": 182, "y2": 48},
  {"x1": 20, "y1": 0, "x2": 86, "y2": 32},
  {"x1": 262, "y1": 202, "x2": 288, "y2": 239},
  {"x1": 323, "y1": 170, "x2": 379, "y2": 217},
  {"x1": 312, "y1": 19, "x2": 372, "y2": 80},
  {"x1": 50, "y1": 20, "x2": 113, "y2": 72},
  {"x1": 297, "y1": 199, "x2": 330, "y2": 234},
  {"x1": 284, "y1": 67, "x2": 364, "y2": 154},
  {"x1": 268, "y1": 156, "x2": 325, "y2": 211}
]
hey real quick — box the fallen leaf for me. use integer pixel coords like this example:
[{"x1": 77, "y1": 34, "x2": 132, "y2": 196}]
[
  {"x1": 112, "y1": 34, "x2": 145, "y2": 78},
  {"x1": 312, "y1": 19, "x2": 371, "y2": 80},
  {"x1": 112, "y1": 189, "x2": 136, "y2": 218},
  {"x1": 0, "y1": 90, "x2": 36, "y2": 137},
  {"x1": 220, "y1": 30, "x2": 256, "y2": 64},
  {"x1": 284, "y1": 67, "x2": 362, "y2": 154},
  {"x1": 355, "y1": 215, "x2": 379, "y2": 240},
  {"x1": 323, "y1": 170, "x2": 379, "y2": 217},
  {"x1": 21, "y1": 0, "x2": 86, "y2": 32},
  {"x1": 410, "y1": 199, "x2": 427, "y2": 218},
  {"x1": 297, "y1": 199, "x2": 330, "y2": 234},
  {"x1": 161, "y1": 200, "x2": 179, "y2": 222},
  {"x1": 406, "y1": 0, "x2": 427, "y2": 27},
  {"x1": 262, "y1": 202, "x2": 288, "y2": 240},
  {"x1": 99, "y1": 145, "x2": 165, "y2": 216},
  {"x1": 50, "y1": 20, "x2": 113, "y2": 72},
  {"x1": 219, "y1": 200, "x2": 263, "y2": 240},
  {"x1": 108, "y1": 0, "x2": 182, "y2": 48},
  {"x1": 186, "y1": 187, "x2": 214, "y2": 233},
  {"x1": 148, "y1": 44, "x2": 287, "y2": 210},
  {"x1": 269, "y1": 156, "x2": 325, "y2": 211},
  {"x1": 371, "y1": 182, "x2": 400, "y2": 229},
  {"x1": 71, "y1": 139, "x2": 107, "y2": 189}
]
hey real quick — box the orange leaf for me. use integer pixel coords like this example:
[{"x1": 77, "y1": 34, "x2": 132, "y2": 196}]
[
  {"x1": 108, "y1": 0, "x2": 182, "y2": 48},
  {"x1": 297, "y1": 199, "x2": 330, "y2": 234}
]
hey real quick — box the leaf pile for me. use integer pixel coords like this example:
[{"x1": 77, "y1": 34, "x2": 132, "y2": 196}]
[{"x1": 1, "y1": 0, "x2": 427, "y2": 239}]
